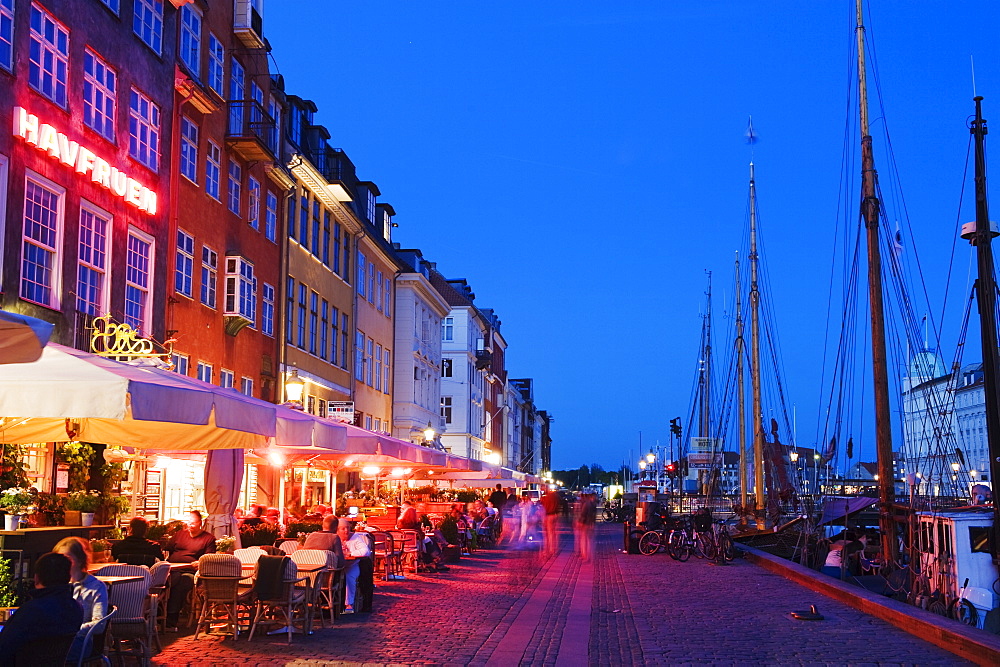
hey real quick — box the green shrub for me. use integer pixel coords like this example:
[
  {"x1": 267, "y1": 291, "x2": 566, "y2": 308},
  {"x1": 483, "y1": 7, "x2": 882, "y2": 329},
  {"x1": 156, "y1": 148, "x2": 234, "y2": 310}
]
[
  {"x1": 286, "y1": 521, "x2": 321, "y2": 538},
  {"x1": 240, "y1": 523, "x2": 279, "y2": 547}
]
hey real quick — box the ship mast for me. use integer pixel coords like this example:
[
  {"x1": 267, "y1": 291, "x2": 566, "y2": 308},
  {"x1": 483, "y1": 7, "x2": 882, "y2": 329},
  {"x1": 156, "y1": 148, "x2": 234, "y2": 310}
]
[
  {"x1": 969, "y1": 96, "x2": 1000, "y2": 560},
  {"x1": 747, "y1": 162, "x2": 766, "y2": 529},
  {"x1": 856, "y1": 0, "x2": 896, "y2": 564},
  {"x1": 736, "y1": 252, "x2": 748, "y2": 513}
]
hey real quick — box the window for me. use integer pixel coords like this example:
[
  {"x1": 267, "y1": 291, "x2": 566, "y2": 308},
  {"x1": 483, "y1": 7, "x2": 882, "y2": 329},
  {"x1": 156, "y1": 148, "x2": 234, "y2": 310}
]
[
  {"x1": 227, "y1": 160, "x2": 241, "y2": 215},
  {"x1": 174, "y1": 230, "x2": 194, "y2": 297},
  {"x1": 172, "y1": 353, "x2": 189, "y2": 375},
  {"x1": 180, "y1": 117, "x2": 198, "y2": 182},
  {"x1": 286, "y1": 195, "x2": 297, "y2": 241},
  {"x1": 229, "y1": 58, "x2": 245, "y2": 132},
  {"x1": 376, "y1": 271, "x2": 383, "y2": 312},
  {"x1": 21, "y1": 175, "x2": 63, "y2": 307},
  {"x1": 0, "y1": 0, "x2": 12, "y2": 71},
  {"x1": 299, "y1": 194, "x2": 308, "y2": 247},
  {"x1": 240, "y1": 377, "x2": 254, "y2": 397},
  {"x1": 200, "y1": 246, "x2": 217, "y2": 308},
  {"x1": 268, "y1": 97, "x2": 281, "y2": 154},
  {"x1": 179, "y1": 5, "x2": 201, "y2": 74},
  {"x1": 341, "y1": 314, "x2": 349, "y2": 370},
  {"x1": 384, "y1": 278, "x2": 392, "y2": 318},
  {"x1": 442, "y1": 317, "x2": 454, "y2": 342},
  {"x1": 125, "y1": 228, "x2": 153, "y2": 334},
  {"x1": 261, "y1": 283, "x2": 274, "y2": 337},
  {"x1": 265, "y1": 192, "x2": 277, "y2": 242},
  {"x1": 196, "y1": 361, "x2": 213, "y2": 383},
  {"x1": 368, "y1": 263, "x2": 375, "y2": 304},
  {"x1": 220, "y1": 369, "x2": 234, "y2": 389},
  {"x1": 133, "y1": 0, "x2": 162, "y2": 53},
  {"x1": 311, "y1": 200, "x2": 320, "y2": 257},
  {"x1": 76, "y1": 204, "x2": 110, "y2": 316},
  {"x1": 205, "y1": 141, "x2": 221, "y2": 199},
  {"x1": 99, "y1": 0, "x2": 120, "y2": 12},
  {"x1": 357, "y1": 252, "x2": 366, "y2": 297},
  {"x1": 330, "y1": 306, "x2": 339, "y2": 366},
  {"x1": 320, "y1": 299, "x2": 329, "y2": 361},
  {"x1": 375, "y1": 344, "x2": 382, "y2": 391},
  {"x1": 297, "y1": 283, "x2": 306, "y2": 348},
  {"x1": 207, "y1": 33, "x2": 224, "y2": 95},
  {"x1": 247, "y1": 177, "x2": 260, "y2": 230},
  {"x1": 383, "y1": 348, "x2": 390, "y2": 394},
  {"x1": 442, "y1": 359, "x2": 453, "y2": 378},
  {"x1": 129, "y1": 89, "x2": 160, "y2": 171},
  {"x1": 322, "y1": 210, "x2": 330, "y2": 267},
  {"x1": 285, "y1": 277, "x2": 295, "y2": 343},
  {"x1": 29, "y1": 4, "x2": 69, "y2": 107},
  {"x1": 83, "y1": 50, "x2": 116, "y2": 141},
  {"x1": 333, "y1": 223, "x2": 341, "y2": 275},
  {"x1": 374, "y1": 418, "x2": 381, "y2": 432},
  {"x1": 441, "y1": 397, "x2": 453, "y2": 424},
  {"x1": 343, "y1": 236, "x2": 351, "y2": 284},
  {"x1": 366, "y1": 338, "x2": 374, "y2": 386},
  {"x1": 355, "y1": 331, "x2": 364, "y2": 381},
  {"x1": 309, "y1": 291, "x2": 318, "y2": 355},
  {"x1": 224, "y1": 256, "x2": 256, "y2": 324}
]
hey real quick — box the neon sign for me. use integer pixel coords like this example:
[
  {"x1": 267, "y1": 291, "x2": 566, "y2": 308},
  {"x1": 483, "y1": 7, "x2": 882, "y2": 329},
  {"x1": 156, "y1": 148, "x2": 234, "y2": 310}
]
[{"x1": 12, "y1": 106, "x2": 157, "y2": 215}]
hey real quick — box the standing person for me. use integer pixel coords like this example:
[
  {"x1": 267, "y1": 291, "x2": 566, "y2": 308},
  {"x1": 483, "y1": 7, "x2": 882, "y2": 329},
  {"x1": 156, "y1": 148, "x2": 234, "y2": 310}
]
[
  {"x1": 516, "y1": 494, "x2": 537, "y2": 547},
  {"x1": 574, "y1": 491, "x2": 598, "y2": 562},
  {"x1": 0, "y1": 552, "x2": 84, "y2": 665},
  {"x1": 540, "y1": 488, "x2": 561, "y2": 556},
  {"x1": 501, "y1": 488, "x2": 520, "y2": 545},
  {"x1": 488, "y1": 484, "x2": 507, "y2": 530},
  {"x1": 54, "y1": 537, "x2": 108, "y2": 663}
]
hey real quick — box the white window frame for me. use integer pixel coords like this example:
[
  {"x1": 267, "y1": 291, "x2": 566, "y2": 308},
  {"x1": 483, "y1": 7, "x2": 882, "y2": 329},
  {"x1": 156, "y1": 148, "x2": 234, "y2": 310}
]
[
  {"x1": 240, "y1": 377, "x2": 254, "y2": 396},
  {"x1": 229, "y1": 58, "x2": 245, "y2": 132},
  {"x1": 200, "y1": 245, "x2": 218, "y2": 308},
  {"x1": 384, "y1": 278, "x2": 391, "y2": 318},
  {"x1": 196, "y1": 361, "x2": 213, "y2": 384},
  {"x1": 442, "y1": 317, "x2": 454, "y2": 342},
  {"x1": 224, "y1": 256, "x2": 256, "y2": 324},
  {"x1": 265, "y1": 191, "x2": 277, "y2": 242},
  {"x1": 261, "y1": 282, "x2": 274, "y2": 337},
  {"x1": 129, "y1": 88, "x2": 160, "y2": 171},
  {"x1": 208, "y1": 33, "x2": 224, "y2": 95},
  {"x1": 206, "y1": 141, "x2": 221, "y2": 200},
  {"x1": 220, "y1": 369, "x2": 234, "y2": 389},
  {"x1": 172, "y1": 353, "x2": 189, "y2": 376},
  {"x1": 355, "y1": 331, "x2": 364, "y2": 381},
  {"x1": 357, "y1": 252, "x2": 366, "y2": 298},
  {"x1": 83, "y1": 50, "x2": 116, "y2": 142},
  {"x1": 383, "y1": 348, "x2": 390, "y2": 394},
  {"x1": 29, "y1": 3, "x2": 69, "y2": 107},
  {"x1": 180, "y1": 117, "x2": 198, "y2": 182},
  {"x1": 247, "y1": 176, "x2": 260, "y2": 229},
  {"x1": 441, "y1": 396, "x2": 453, "y2": 424},
  {"x1": 175, "y1": 229, "x2": 194, "y2": 298},
  {"x1": 133, "y1": 0, "x2": 163, "y2": 54},
  {"x1": 179, "y1": 4, "x2": 201, "y2": 75},
  {"x1": 374, "y1": 343, "x2": 382, "y2": 391},
  {"x1": 227, "y1": 159, "x2": 242, "y2": 215},
  {"x1": 76, "y1": 200, "x2": 111, "y2": 316},
  {"x1": 20, "y1": 171, "x2": 65, "y2": 309},
  {"x1": 366, "y1": 338, "x2": 374, "y2": 386},
  {"x1": 124, "y1": 226, "x2": 154, "y2": 334},
  {"x1": 0, "y1": 0, "x2": 15, "y2": 72}
]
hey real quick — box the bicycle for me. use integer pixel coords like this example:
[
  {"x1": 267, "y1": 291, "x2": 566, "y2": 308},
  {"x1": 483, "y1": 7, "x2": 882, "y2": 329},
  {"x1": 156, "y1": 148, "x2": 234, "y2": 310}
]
[
  {"x1": 637, "y1": 512, "x2": 675, "y2": 556},
  {"x1": 666, "y1": 517, "x2": 696, "y2": 562},
  {"x1": 696, "y1": 520, "x2": 736, "y2": 562}
]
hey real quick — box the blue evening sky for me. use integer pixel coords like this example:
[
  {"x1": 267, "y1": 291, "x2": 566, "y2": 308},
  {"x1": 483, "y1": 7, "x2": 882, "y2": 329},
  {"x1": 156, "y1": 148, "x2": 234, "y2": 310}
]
[{"x1": 267, "y1": 2, "x2": 1000, "y2": 471}]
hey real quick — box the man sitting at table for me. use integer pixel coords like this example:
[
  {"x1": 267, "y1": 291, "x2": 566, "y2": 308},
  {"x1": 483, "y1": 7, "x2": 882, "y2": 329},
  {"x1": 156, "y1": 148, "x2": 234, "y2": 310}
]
[
  {"x1": 163, "y1": 511, "x2": 216, "y2": 631},
  {"x1": 111, "y1": 517, "x2": 164, "y2": 565},
  {"x1": 302, "y1": 514, "x2": 345, "y2": 567},
  {"x1": 337, "y1": 519, "x2": 372, "y2": 613},
  {"x1": 0, "y1": 552, "x2": 84, "y2": 665}
]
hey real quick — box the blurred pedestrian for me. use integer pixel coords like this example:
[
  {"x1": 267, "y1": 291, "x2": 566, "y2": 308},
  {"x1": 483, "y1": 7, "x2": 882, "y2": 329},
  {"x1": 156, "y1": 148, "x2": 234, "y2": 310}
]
[
  {"x1": 540, "y1": 488, "x2": 561, "y2": 556},
  {"x1": 574, "y1": 491, "x2": 598, "y2": 562}
]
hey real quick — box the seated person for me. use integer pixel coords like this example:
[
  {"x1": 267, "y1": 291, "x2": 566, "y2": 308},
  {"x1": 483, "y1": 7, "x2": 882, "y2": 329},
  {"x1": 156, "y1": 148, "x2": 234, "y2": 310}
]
[
  {"x1": 111, "y1": 517, "x2": 164, "y2": 564},
  {"x1": 240, "y1": 504, "x2": 263, "y2": 528},
  {"x1": 397, "y1": 501, "x2": 421, "y2": 530},
  {"x1": 337, "y1": 519, "x2": 372, "y2": 613},
  {"x1": 0, "y1": 552, "x2": 84, "y2": 666},
  {"x1": 164, "y1": 510, "x2": 216, "y2": 563},
  {"x1": 302, "y1": 514, "x2": 345, "y2": 568},
  {"x1": 54, "y1": 537, "x2": 108, "y2": 663}
]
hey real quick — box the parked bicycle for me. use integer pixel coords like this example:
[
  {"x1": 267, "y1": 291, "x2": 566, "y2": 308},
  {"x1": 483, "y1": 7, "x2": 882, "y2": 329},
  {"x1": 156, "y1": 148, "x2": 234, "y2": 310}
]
[{"x1": 637, "y1": 513, "x2": 677, "y2": 555}]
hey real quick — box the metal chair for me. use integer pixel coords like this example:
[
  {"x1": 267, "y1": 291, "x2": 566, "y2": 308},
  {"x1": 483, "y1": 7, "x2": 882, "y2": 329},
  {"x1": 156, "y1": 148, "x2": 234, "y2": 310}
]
[
  {"x1": 193, "y1": 554, "x2": 245, "y2": 640},
  {"x1": 395, "y1": 529, "x2": 421, "y2": 574},
  {"x1": 74, "y1": 605, "x2": 116, "y2": 667},
  {"x1": 147, "y1": 561, "x2": 171, "y2": 641},
  {"x1": 386, "y1": 530, "x2": 408, "y2": 578},
  {"x1": 370, "y1": 531, "x2": 397, "y2": 581},
  {"x1": 103, "y1": 565, "x2": 154, "y2": 666},
  {"x1": 246, "y1": 555, "x2": 308, "y2": 644}
]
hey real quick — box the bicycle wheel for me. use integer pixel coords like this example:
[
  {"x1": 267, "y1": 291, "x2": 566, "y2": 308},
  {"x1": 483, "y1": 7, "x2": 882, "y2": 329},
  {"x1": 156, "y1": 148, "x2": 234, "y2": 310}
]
[
  {"x1": 638, "y1": 531, "x2": 661, "y2": 555},
  {"x1": 698, "y1": 533, "x2": 717, "y2": 560},
  {"x1": 676, "y1": 535, "x2": 692, "y2": 562},
  {"x1": 717, "y1": 530, "x2": 736, "y2": 562},
  {"x1": 603, "y1": 509, "x2": 616, "y2": 522},
  {"x1": 666, "y1": 531, "x2": 683, "y2": 560},
  {"x1": 949, "y1": 598, "x2": 979, "y2": 626}
]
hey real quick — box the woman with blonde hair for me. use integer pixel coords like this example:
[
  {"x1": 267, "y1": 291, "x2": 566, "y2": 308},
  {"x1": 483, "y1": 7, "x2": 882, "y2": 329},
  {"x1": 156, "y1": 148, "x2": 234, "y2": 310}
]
[{"x1": 54, "y1": 536, "x2": 108, "y2": 661}]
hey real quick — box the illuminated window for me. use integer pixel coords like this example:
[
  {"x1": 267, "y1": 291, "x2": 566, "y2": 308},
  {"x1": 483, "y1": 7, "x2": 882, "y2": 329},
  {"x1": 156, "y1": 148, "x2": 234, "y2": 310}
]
[
  {"x1": 174, "y1": 230, "x2": 194, "y2": 297},
  {"x1": 224, "y1": 256, "x2": 256, "y2": 324},
  {"x1": 265, "y1": 192, "x2": 277, "y2": 242},
  {"x1": 205, "y1": 141, "x2": 220, "y2": 200},
  {"x1": 200, "y1": 245, "x2": 217, "y2": 308},
  {"x1": 133, "y1": 0, "x2": 162, "y2": 53},
  {"x1": 247, "y1": 177, "x2": 260, "y2": 230},
  {"x1": 125, "y1": 228, "x2": 153, "y2": 334},
  {"x1": 355, "y1": 331, "x2": 364, "y2": 381},
  {"x1": 261, "y1": 283, "x2": 274, "y2": 337},
  {"x1": 227, "y1": 160, "x2": 241, "y2": 215},
  {"x1": 240, "y1": 377, "x2": 253, "y2": 396},
  {"x1": 22, "y1": 444, "x2": 49, "y2": 489},
  {"x1": 29, "y1": 4, "x2": 69, "y2": 107},
  {"x1": 77, "y1": 204, "x2": 110, "y2": 316},
  {"x1": 220, "y1": 369, "x2": 234, "y2": 389},
  {"x1": 197, "y1": 361, "x2": 212, "y2": 383},
  {"x1": 21, "y1": 175, "x2": 63, "y2": 308},
  {"x1": 129, "y1": 88, "x2": 160, "y2": 171},
  {"x1": 180, "y1": 117, "x2": 198, "y2": 182},
  {"x1": 0, "y1": 0, "x2": 13, "y2": 71},
  {"x1": 179, "y1": 5, "x2": 201, "y2": 74},
  {"x1": 208, "y1": 33, "x2": 223, "y2": 95},
  {"x1": 84, "y1": 50, "x2": 116, "y2": 141}
]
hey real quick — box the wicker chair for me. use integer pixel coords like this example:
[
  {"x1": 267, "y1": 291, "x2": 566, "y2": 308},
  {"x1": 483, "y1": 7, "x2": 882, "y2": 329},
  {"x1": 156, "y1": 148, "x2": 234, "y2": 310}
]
[
  {"x1": 246, "y1": 555, "x2": 308, "y2": 644},
  {"x1": 147, "y1": 561, "x2": 171, "y2": 648},
  {"x1": 101, "y1": 565, "x2": 153, "y2": 665},
  {"x1": 291, "y1": 549, "x2": 334, "y2": 632},
  {"x1": 193, "y1": 554, "x2": 245, "y2": 640}
]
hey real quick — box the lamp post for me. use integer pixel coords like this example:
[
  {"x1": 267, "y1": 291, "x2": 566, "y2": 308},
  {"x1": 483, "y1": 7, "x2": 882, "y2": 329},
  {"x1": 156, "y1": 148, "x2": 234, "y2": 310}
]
[
  {"x1": 423, "y1": 422, "x2": 436, "y2": 446},
  {"x1": 284, "y1": 369, "x2": 305, "y2": 409},
  {"x1": 646, "y1": 451, "x2": 656, "y2": 489}
]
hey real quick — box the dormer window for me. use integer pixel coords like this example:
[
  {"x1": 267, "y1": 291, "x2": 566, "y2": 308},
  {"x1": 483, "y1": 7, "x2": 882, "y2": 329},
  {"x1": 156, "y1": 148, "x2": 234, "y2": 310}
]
[{"x1": 366, "y1": 190, "x2": 376, "y2": 224}]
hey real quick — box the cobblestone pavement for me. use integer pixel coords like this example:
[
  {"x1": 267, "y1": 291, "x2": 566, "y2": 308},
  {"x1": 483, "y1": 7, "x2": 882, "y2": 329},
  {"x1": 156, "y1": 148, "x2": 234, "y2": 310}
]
[{"x1": 152, "y1": 523, "x2": 970, "y2": 666}]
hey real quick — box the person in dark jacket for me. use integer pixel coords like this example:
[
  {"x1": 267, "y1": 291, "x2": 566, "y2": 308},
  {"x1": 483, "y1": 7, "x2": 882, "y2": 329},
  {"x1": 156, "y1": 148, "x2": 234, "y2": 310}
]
[
  {"x1": 0, "y1": 552, "x2": 84, "y2": 666},
  {"x1": 111, "y1": 517, "x2": 164, "y2": 563}
]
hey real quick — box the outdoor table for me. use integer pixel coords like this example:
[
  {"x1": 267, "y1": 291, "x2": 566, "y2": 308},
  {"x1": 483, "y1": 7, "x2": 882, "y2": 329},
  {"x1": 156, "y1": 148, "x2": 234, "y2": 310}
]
[
  {"x1": 95, "y1": 575, "x2": 145, "y2": 587},
  {"x1": 88, "y1": 561, "x2": 191, "y2": 574}
]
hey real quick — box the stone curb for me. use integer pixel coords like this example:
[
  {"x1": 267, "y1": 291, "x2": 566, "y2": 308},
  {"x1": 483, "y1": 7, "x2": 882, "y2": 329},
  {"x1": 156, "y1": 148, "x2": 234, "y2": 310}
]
[{"x1": 739, "y1": 543, "x2": 1000, "y2": 666}]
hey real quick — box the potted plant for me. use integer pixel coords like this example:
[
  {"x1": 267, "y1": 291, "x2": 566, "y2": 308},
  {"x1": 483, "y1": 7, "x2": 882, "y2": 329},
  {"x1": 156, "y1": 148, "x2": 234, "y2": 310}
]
[
  {"x1": 30, "y1": 491, "x2": 63, "y2": 527},
  {"x1": 0, "y1": 488, "x2": 33, "y2": 531},
  {"x1": 215, "y1": 535, "x2": 236, "y2": 554},
  {"x1": 64, "y1": 491, "x2": 101, "y2": 526},
  {"x1": 90, "y1": 538, "x2": 111, "y2": 563}
]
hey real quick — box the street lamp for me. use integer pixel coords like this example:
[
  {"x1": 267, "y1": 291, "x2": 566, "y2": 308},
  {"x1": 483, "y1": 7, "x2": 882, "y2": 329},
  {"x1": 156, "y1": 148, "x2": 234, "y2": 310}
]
[
  {"x1": 646, "y1": 451, "x2": 655, "y2": 464},
  {"x1": 951, "y1": 462, "x2": 961, "y2": 473},
  {"x1": 284, "y1": 369, "x2": 305, "y2": 408},
  {"x1": 789, "y1": 450, "x2": 799, "y2": 464},
  {"x1": 423, "y1": 422, "x2": 436, "y2": 444}
]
